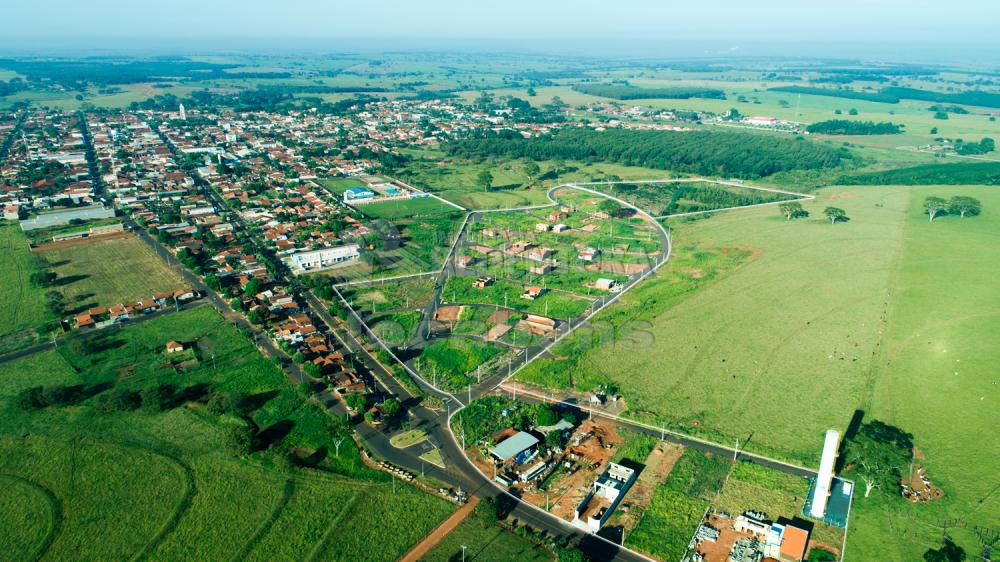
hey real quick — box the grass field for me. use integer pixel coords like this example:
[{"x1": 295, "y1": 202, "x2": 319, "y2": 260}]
[
  {"x1": 39, "y1": 235, "x2": 186, "y2": 312},
  {"x1": 0, "y1": 306, "x2": 454, "y2": 561},
  {"x1": 422, "y1": 515, "x2": 553, "y2": 562},
  {"x1": 0, "y1": 222, "x2": 54, "y2": 353},
  {"x1": 522, "y1": 186, "x2": 910, "y2": 462},
  {"x1": 519, "y1": 184, "x2": 999, "y2": 559},
  {"x1": 847, "y1": 185, "x2": 1000, "y2": 561},
  {"x1": 397, "y1": 148, "x2": 686, "y2": 210},
  {"x1": 356, "y1": 196, "x2": 459, "y2": 218}
]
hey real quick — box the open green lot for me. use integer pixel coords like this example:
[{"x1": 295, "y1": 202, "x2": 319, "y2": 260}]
[
  {"x1": 0, "y1": 222, "x2": 55, "y2": 353},
  {"x1": 422, "y1": 514, "x2": 553, "y2": 562},
  {"x1": 0, "y1": 306, "x2": 454, "y2": 561},
  {"x1": 849, "y1": 185, "x2": 1000, "y2": 561},
  {"x1": 520, "y1": 184, "x2": 1000, "y2": 560},
  {"x1": 356, "y1": 196, "x2": 458, "y2": 218},
  {"x1": 39, "y1": 235, "x2": 186, "y2": 313}
]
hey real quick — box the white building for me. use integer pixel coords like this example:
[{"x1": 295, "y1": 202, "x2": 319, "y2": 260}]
[
  {"x1": 810, "y1": 429, "x2": 841, "y2": 518},
  {"x1": 285, "y1": 244, "x2": 360, "y2": 274}
]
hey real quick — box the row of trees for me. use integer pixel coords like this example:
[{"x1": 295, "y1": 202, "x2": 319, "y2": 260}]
[
  {"x1": 806, "y1": 120, "x2": 903, "y2": 135},
  {"x1": 571, "y1": 83, "x2": 726, "y2": 100},
  {"x1": 444, "y1": 128, "x2": 850, "y2": 179},
  {"x1": 778, "y1": 202, "x2": 849, "y2": 223},
  {"x1": 923, "y1": 195, "x2": 982, "y2": 221}
]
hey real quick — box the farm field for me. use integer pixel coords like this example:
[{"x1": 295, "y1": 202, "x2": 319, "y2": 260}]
[
  {"x1": 0, "y1": 222, "x2": 54, "y2": 353},
  {"x1": 0, "y1": 306, "x2": 454, "y2": 561},
  {"x1": 38, "y1": 235, "x2": 186, "y2": 312}
]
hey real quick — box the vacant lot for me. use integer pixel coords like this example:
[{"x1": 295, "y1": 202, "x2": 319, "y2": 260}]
[
  {"x1": 38, "y1": 235, "x2": 185, "y2": 312},
  {"x1": 357, "y1": 196, "x2": 458, "y2": 218},
  {"x1": 422, "y1": 515, "x2": 553, "y2": 562},
  {"x1": 0, "y1": 222, "x2": 53, "y2": 352},
  {"x1": 0, "y1": 306, "x2": 454, "y2": 561}
]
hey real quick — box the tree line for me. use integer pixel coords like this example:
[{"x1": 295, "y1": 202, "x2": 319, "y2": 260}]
[
  {"x1": 571, "y1": 83, "x2": 726, "y2": 100},
  {"x1": 806, "y1": 120, "x2": 902, "y2": 135},
  {"x1": 841, "y1": 161, "x2": 1000, "y2": 185},
  {"x1": 443, "y1": 128, "x2": 850, "y2": 179}
]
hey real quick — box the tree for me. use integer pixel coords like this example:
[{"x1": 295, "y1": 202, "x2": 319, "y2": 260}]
[
  {"x1": 598, "y1": 199, "x2": 622, "y2": 217},
  {"x1": 807, "y1": 547, "x2": 837, "y2": 562},
  {"x1": 924, "y1": 196, "x2": 948, "y2": 221},
  {"x1": 29, "y1": 270, "x2": 57, "y2": 288},
  {"x1": 823, "y1": 207, "x2": 848, "y2": 224},
  {"x1": 930, "y1": 127, "x2": 938, "y2": 135},
  {"x1": 522, "y1": 161, "x2": 541, "y2": 181},
  {"x1": 477, "y1": 169, "x2": 494, "y2": 192},
  {"x1": 141, "y1": 384, "x2": 173, "y2": 411},
  {"x1": 533, "y1": 404, "x2": 559, "y2": 426},
  {"x1": 225, "y1": 423, "x2": 255, "y2": 457},
  {"x1": 243, "y1": 278, "x2": 263, "y2": 296},
  {"x1": 948, "y1": 195, "x2": 981, "y2": 218},
  {"x1": 344, "y1": 392, "x2": 367, "y2": 412},
  {"x1": 778, "y1": 201, "x2": 808, "y2": 220},
  {"x1": 843, "y1": 421, "x2": 913, "y2": 498},
  {"x1": 302, "y1": 361, "x2": 321, "y2": 378},
  {"x1": 381, "y1": 397, "x2": 402, "y2": 418},
  {"x1": 923, "y1": 536, "x2": 965, "y2": 562},
  {"x1": 546, "y1": 429, "x2": 567, "y2": 450},
  {"x1": 477, "y1": 496, "x2": 501, "y2": 523},
  {"x1": 95, "y1": 387, "x2": 141, "y2": 412},
  {"x1": 15, "y1": 386, "x2": 45, "y2": 410}
]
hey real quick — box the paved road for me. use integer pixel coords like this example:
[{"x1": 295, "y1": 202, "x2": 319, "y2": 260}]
[{"x1": 116, "y1": 125, "x2": 742, "y2": 561}]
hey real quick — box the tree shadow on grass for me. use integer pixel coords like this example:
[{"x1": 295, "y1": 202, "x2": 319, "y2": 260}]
[
  {"x1": 238, "y1": 389, "x2": 280, "y2": 415},
  {"x1": 52, "y1": 274, "x2": 89, "y2": 287},
  {"x1": 254, "y1": 419, "x2": 295, "y2": 452}
]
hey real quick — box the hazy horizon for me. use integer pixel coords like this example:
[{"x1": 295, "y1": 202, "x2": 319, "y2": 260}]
[{"x1": 3, "y1": 0, "x2": 1000, "y2": 63}]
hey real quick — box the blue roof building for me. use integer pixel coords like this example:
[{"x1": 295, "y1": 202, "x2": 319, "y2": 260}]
[{"x1": 344, "y1": 187, "x2": 375, "y2": 202}]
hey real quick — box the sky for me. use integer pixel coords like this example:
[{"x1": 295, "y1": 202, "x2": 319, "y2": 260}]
[{"x1": 3, "y1": 0, "x2": 1000, "y2": 61}]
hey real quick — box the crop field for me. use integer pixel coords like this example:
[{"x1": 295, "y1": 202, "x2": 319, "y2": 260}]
[
  {"x1": 0, "y1": 306, "x2": 454, "y2": 561},
  {"x1": 0, "y1": 222, "x2": 54, "y2": 353},
  {"x1": 38, "y1": 235, "x2": 186, "y2": 312},
  {"x1": 356, "y1": 196, "x2": 458, "y2": 218}
]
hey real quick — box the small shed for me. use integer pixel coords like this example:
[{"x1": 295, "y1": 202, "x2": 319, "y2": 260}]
[{"x1": 165, "y1": 341, "x2": 185, "y2": 354}]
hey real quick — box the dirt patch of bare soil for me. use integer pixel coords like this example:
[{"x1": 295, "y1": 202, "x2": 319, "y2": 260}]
[{"x1": 901, "y1": 465, "x2": 944, "y2": 503}]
